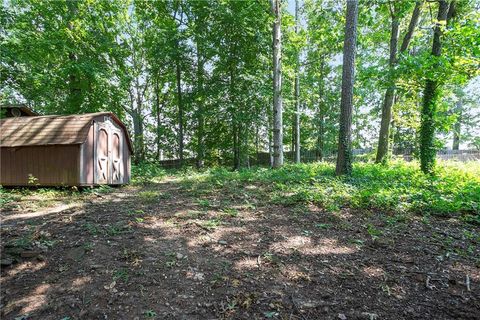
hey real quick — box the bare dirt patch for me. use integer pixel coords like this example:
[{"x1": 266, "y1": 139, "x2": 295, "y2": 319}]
[{"x1": 1, "y1": 178, "x2": 479, "y2": 319}]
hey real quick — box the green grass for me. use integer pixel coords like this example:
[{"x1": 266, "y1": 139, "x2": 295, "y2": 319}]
[
  {"x1": 138, "y1": 190, "x2": 160, "y2": 202},
  {"x1": 176, "y1": 160, "x2": 480, "y2": 223}
]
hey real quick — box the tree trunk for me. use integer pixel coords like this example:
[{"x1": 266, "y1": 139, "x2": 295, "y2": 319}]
[
  {"x1": 399, "y1": 1, "x2": 423, "y2": 53},
  {"x1": 317, "y1": 85, "x2": 325, "y2": 161},
  {"x1": 376, "y1": 1, "x2": 423, "y2": 163},
  {"x1": 132, "y1": 110, "x2": 144, "y2": 164},
  {"x1": 255, "y1": 123, "x2": 260, "y2": 163},
  {"x1": 229, "y1": 62, "x2": 241, "y2": 170},
  {"x1": 336, "y1": 0, "x2": 359, "y2": 176},
  {"x1": 233, "y1": 122, "x2": 239, "y2": 170},
  {"x1": 175, "y1": 60, "x2": 184, "y2": 166},
  {"x1": 268, "y1": 102, "x2": 274, "y2": 167},
  {"x1": 419, "y1": 0, "x2": 450, "y2": 174},
  {"x1": 376, "y1": 11, "x2": 399, "y2": 163},
  {"x1": 155, "y1": 78, "x2": 161, "y2": 161},
  {"x1": 293, "y1": 0, "x2": 301, "y2": 164},
  {"x1": 66, "y1": 0, "x2": 82, "y2": 113},
  {"x1": 272, "y1": 0, "x2": 283, "y2": 168},
  {"x1": 195, "y1": 40, "x2": 205, "y2": 169},
  {"x1": 316, "y1": 61, "x2": 325, "y2": 161},
  {"x1": 239, "y1": 123, "x2": 250, "y2": 168},
  {"x1": 131, "y1": 71, "x2": 145, "y2": 164},
  {"x1": 452, "y1": 98, "x2": 462, "y2": 150}
]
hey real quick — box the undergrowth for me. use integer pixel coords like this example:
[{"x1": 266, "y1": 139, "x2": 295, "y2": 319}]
[
  {"x1": 178, "y1": 160, "x2": 480, "y2": 223},
  {"x1": 2, "y1": 160, "x2": 478, "y2": 224}
]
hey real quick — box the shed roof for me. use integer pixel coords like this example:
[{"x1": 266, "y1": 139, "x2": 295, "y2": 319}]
[
  {"x1": 0, "y1": 112, "x2": 133, "y2": 152},
  {"x1": 0, "y1": 104, "x2": 39, "y2": 116}
]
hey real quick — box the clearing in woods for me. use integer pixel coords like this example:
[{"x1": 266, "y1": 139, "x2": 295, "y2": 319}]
[{"x1": 1, "y1": 165, "x2": 479, "y2": 320}]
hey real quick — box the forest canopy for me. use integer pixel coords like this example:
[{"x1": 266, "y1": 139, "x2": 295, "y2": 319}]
[{"x1": 1, "y1": 0, "x2": 479, "y2": 172}]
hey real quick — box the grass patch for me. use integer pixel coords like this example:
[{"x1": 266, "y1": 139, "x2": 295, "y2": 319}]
[
  {"x1": 198, "y1": 218, "x2": 222, "y2": 231},
  {"x1": 137, "y1": 191, "x2": 159, "y2": 203}
]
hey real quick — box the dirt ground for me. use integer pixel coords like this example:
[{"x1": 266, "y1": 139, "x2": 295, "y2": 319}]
[{"x1": 1, "y1": 177, "x2": 479, "y2": 320}]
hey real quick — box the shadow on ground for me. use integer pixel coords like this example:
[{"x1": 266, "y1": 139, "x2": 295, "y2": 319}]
[{"x1": 1, "y1": 177, "x2": 479, "y2": 320}]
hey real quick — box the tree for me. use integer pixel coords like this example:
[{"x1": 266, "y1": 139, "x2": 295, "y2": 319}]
[
  {"x1": 271, "y1": 0, "x2": 283, "y2": 168},
  {"x1": 303, "y1": 0, "x2": 343, "y2": 161},
  {"x1": 452, "y1": 90, "x2": 463, "y2": 150},
  {"x1": 419, "y1": 0, "x2": 451, "y2": 174},
  {"x1": 2, "y1": 0, "x2": 477, "y2": 168},
  {"x1": 375, "y1": 1, "x2": 423, "y2": 163},
  {"x1": 336, "y1": 0, "x2": 359, "y2": 176},
  {"x1": 293, "y1": 0, "x2": 301, "y2": 163},
  {"x1": 1, "y1": 0, "x2": 127, "y2": 115}
]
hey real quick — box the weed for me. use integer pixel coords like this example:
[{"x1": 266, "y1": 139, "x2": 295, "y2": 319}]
[
  {"x1": 242, "y1": 201, "x2": 256, "y2": 210},
  {"x1": 84, "y1": 223, "x2": 101, "y2": 236},
  {"x1": 175, "y1": 210, "x2": 206, "y2": 220},
  {"x1": 83, "y1": 242, "x2": 94, "y2": 251},
  {"x1": 302, "y1": 230, "x2": 313, "y2": 236},
  {"x1": 157, "y1": 192, "x2": 172, "y2": 200},
  {"x1": 165, "y1": 252, "x2": 177, "y2": 268},
  {"x1": 384, "y1": 213, "x2": 409, "y2": 226},
  {"x1": 349, "y1": 239, "x2": 365, "y2": 246},
  {"x1": 199, "y1": 219, "x2": 222, "y2": 231},
  {"x1": 197, "y1": 199, "x2": 211, "y2": 209},
  {"x1": 221, "y1": 207, "x2": 239, "y2": 217},
  {"x1": 210, "y1": 272, "x2": 225, "y2": 286},
  {"x1": 105, "y1": 222, "x2": 130, "y2": 236},
  {"x1": 144, "y1": 310, "x2": 157, "y2": 318},
  {"x1": 0, "y1": 187, "x2": 19, "y2": 208},
  {"x1": 122, "y1": 248, "x2": 142, "y2": 264},
  {"x1": 127, "y1": 209, "x2": 145, "y2": 216},
  {"x1": 366, "y1": 224, "x2": 383, "y2": 241},
  {"x1": 315, "y1": 223, "x2": 331, "y2": 229},
  {"x1": 138, "y1": 191, "x2": 159, "y2": 202},
  {"x1": 11, "y1": 234, "x2": 33, "y2": 248},
  {"x1": 113, "y1": 268, "x2": 129, "y2": 282}
]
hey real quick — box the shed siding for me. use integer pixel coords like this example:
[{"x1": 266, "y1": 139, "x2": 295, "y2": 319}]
[
  {"x1": 0, "y1": 145, "x2": 80, "y2": 186},
  {"x1": 80, "y1": 124, "x2": 95, "y2": 185},
  {"x1": 123, "y1": 132, "x2": 131, "y2": 184},
  {"x1": 1, "y1": 112, "x2": 131, "y2": 187}
]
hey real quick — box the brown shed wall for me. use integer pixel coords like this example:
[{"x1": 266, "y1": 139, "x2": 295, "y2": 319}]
[
  {"x1": 80, "y1": 124, "x2": 95, "y2": 185},
  {"x1": 123, "y1": 132, "x2": 131, "y2": 184},
  {"x1": 0, "y1": 145, "x2": 80, "y2": 186}
]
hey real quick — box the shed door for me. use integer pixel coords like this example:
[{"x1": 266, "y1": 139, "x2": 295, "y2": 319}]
[
  {"x1": 111, "y1": 129, "x2": 122, "y2": 184},
  {"x1": 95, "y1": 124, "x2": 110, "y2": 184}
]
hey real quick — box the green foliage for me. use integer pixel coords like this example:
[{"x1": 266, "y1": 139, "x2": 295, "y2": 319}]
[
  {"x1": 138, "y1": 191, "x2": 160, "y2": 203},
  {"x1": 0, "y1": 186, "x2": 17, "y2": 208},
  {"x1": 144, "y1": 310, "x2": 157, "y2": 318},
  {"x1": 177, "y1": 161, "x2": 480, "y2": 220},
  {"x1": 112, "y1": 268, "x2": 129, "y2": 283},
  {"x1": 132, "y1": 163, "x2": 167, "y2": 184},
  {"x1": 1, "y1": 0, "x2": 478, "y2": 167}
]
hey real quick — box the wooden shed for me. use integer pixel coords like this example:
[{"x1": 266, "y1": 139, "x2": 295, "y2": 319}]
[
  {"x1": 0, "y1": 112, "x2": 132, "y2": 186},
  {"x1": 1, "y1": 104, "x2": 39, "y2": 118}
]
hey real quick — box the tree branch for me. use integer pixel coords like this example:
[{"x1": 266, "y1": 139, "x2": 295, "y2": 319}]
[{"x1": 399, "y1": 1, "x2": 423, "y2": 53}]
